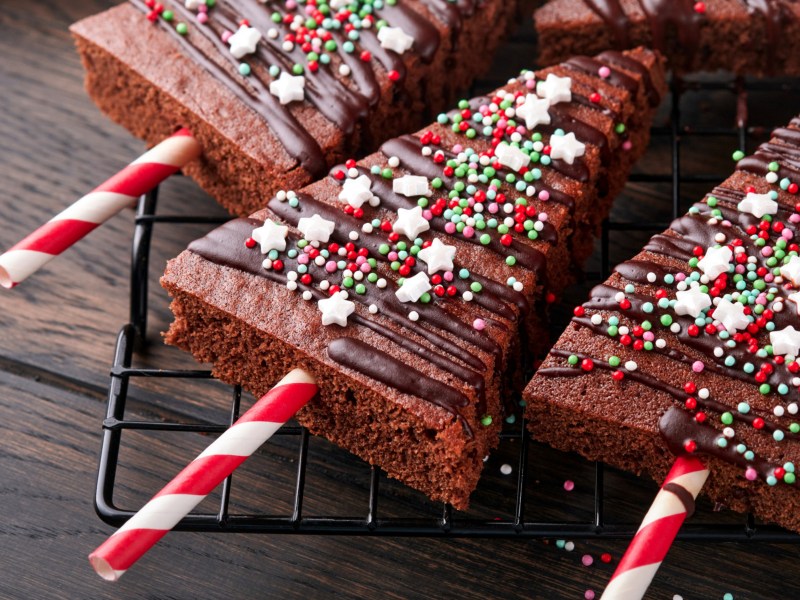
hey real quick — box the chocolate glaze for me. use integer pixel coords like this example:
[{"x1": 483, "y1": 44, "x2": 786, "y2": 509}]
[
  {"x1": 327, "y1": 337, "x2": 473, "y2": 434},
  {"x1": 187, "y1": 218, "x2": 491, "y2": 422}
]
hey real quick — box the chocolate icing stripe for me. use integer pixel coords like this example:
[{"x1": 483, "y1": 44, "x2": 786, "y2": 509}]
[
  {"x1": 597, "y1": 51, "x2": 661, "y2": 107},
  {"x1": 327, "y1": 337, "x2": 474, "y2": 436},
  {"x1": 188, "y1": 219, "x2": 491, "y2": 404},
  {"x1": 130, "y1": 0, "x2": 327, "y2": 176}
]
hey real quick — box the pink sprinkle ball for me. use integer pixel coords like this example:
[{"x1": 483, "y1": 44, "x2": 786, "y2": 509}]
[
  {"x1": 325, "y1": 261, "x2": 337, "y2": 273},
  {"x1": 585, "y1": 590, "x2": 596, "y2": 600},
  {"x1": 538, "y1": 190, "x2": 550, "y2": 201},
  {"x1": 463, "y1": 226, "x2": 475, "y2": 238},
  {"x1": 452, "y1": 144, "x2": 463, "y2": 153},
  {"x1": 387, "y1": 251, "x2": 398, "y2": 261},
  {"x1": 197, "y1": 12, "x2": 208, "y2": 23},
  {"x1": 692, "y1": 361, "x2": 704, "y2": 373},
  {"x1": 444, "y1": 222, "x2": 457, "y2": 234},
  {"x1": 443, "y1": 271, "x2": 454, "y2": 282},
  {"x1": 473, "y1": 318, "x2": 486, "y2": 331},
  {"x1": 582, "y1": 554, "x2": 594, "y2": 567},
  {"x1": 422, "y1": 209, "x2": 433, "y2": 220},
  {"x1": 286, "y1": 0, "x2": 297, "y2": 8},
  {"x1": 297, "y1": 254, "x2": 310, "y2": 265},
  {"x1": 526, "y1": 79, "x2": 536, "y2": 90},
  {"x1": 790, "y1": 213, "x2": 800, "y2": 224},
  {"x1": 746, "y1": 467, "x2": 758, "y2": 481},
  {"x1": 622, "y1": 140, "x2": 633, "y2": 151},
  {"x1": 198, "y1": 3, "x2": 207, "y2": 12},
  {"x1": 360, "y1": 263, "x2": 371, "y2": 273},
  {"x1": 221, "y1": 30, "x2": 232, "y2": 43},
  {"x1": 563, "y1": 479, "x2": 575, "y2": 491},
  {"x1": 643, "y1": 331, "x2": 655, "y2": 342},
  {"x1": 598, "y1": 66, "x2": 611, "y2": 79},
  {"x1": 538, "y1": 212, "x2": 548, "y2": 222}
]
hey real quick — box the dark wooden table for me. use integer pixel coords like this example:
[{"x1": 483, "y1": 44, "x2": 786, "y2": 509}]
[{"x1": 2, "y1": 2, "x2": 800, "y2": 598}]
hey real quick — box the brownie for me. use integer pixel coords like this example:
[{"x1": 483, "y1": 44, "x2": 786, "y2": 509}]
[
  {"x1": 535, "y1": 0, "x2": 800, "y2": 75},
  {"x1": 161, "y1": 48, "x2": 664, "y2": 509},
  {"x1": 70, "y1": 0, "x2": 519, "y2": 218},
  {"x1": 525, "y1": 117, "x2": 800, "y2": 532}
]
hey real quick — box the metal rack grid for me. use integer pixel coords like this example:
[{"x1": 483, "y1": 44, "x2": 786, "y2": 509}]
[{"x1": 95, "y1": 75, "x2": 800, "y2": 542}]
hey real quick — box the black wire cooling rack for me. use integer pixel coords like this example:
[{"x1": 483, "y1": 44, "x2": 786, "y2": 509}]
[{"x1": 95, "y1": 75, "x2": 800, "y2": 542}]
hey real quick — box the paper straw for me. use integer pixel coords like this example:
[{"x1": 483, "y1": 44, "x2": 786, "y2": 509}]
[
  {"x1": 0, "y1": 128, "x2": 201, "y2": 288},
  {"x1": 89, "y1": 368, "x2": 318, "y2": 582},
  {"x1": 600, "y1": 455, "x2": 710, "y2": 600}
]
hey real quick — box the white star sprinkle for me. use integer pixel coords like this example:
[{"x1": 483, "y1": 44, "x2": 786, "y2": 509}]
[
  {"x1": 393, "y1": 175, "x2": 431, "y2": 197},
  {"x1": 697, "y1": 245, "x2": 732, "y2": 280},
  {"x1": 536, "y1": 73, "x2": 572, "y2": 105},
  {"x1": 297, "y1": 214, "x2": 336, "y2": 243},
  {"x1": 417, "y1": 238, "x2": 457, "y2": 274},
  {"x1": 549, "y1": 132, "x2": 586, "y2": 165},
  {"x1": 787, "y1": 291, "x2": 800, "y2": 315},
  {"x1": 318, "y1": 291, "x2": 355, "y2": 327},
  {"x1": 674, "y1": 285, "x2": 712, "y2": 318},
  {"x1": 393, "y1": 206, "x2": 430, "y2": 239},
  {"x1": 494, "y1": 143, "x2": 531, "y2": 172},
  {"x1": 737, "y1": 192, "x2": 778, "y2": 218},
  {"x1": 269, "y1": 72, "x2": 305, "y2": 105},
  {"x1": 251, "y1": 220, "x2": 288, "y2": 254},
  {"x1": 515, "y1": 94, "x2": 551, "y2": 130},
  {"x1": 377, "y1": 25, "x2": 414, "y2": 54},
  {"x1": 713, "y1": 298, "x2": 749, "y2": 333},
  {"x1": 228, "y1": 25, "x2": 262, "y2": 59},
  {"x1": 395, "y1": 272, "x2": 432, "y2": 303},
  {"x1": 771, "y1": 326, "x2": 800, "y2": 357},
  {"x1": 338, "y1": 175, "x2": 373, "y2": 208},
  {"x1": 781, "y1": 255, "x2": 800, "y2": 286}
]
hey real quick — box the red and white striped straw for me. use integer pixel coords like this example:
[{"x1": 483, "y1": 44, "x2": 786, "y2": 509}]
[
  {"x1": 0, "y1": 128, "x2": 201, "y2": 289},
  {"x1": 89, "y1": 369, "x2": 318, "y2": 582},
  {"x1": 600, "y1": 456, "x2": 709, "y2": 600}
]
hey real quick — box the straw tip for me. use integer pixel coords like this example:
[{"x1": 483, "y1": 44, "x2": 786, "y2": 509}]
[
  {"x1": 89, "y1": 554, "x2": 123, "y2": 582},
  {"x1": 0, "y1": 265, "x2": 16, "y2": 289}
]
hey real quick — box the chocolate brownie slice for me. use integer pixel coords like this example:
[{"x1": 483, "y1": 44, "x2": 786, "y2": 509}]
[
  {"x1": 70, "y1": 0, "x2": 518, "y2": 217},
  {"x1": 162, "y1": 48, "x2": 664, "y2": 508},
  {"x1": 526, "y1": 117, "x2": 800, "y2": 532},
  {"x1": 535, "y1": 0, "x2": 800, "y2": 75}
]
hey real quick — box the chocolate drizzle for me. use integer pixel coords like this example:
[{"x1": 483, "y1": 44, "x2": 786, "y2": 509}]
[{"x1": 327, "y1": 337, "x2": 473, "y2": 434}]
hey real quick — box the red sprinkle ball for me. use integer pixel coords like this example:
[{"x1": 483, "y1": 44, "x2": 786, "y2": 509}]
[{"x1": 694, "y1": 1, "x2": 706, "y2": 14}]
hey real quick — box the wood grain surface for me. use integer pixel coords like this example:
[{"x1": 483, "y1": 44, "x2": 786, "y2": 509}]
[{"x1": 1, "y1": 1, "x2": 800, "y2": 598}]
